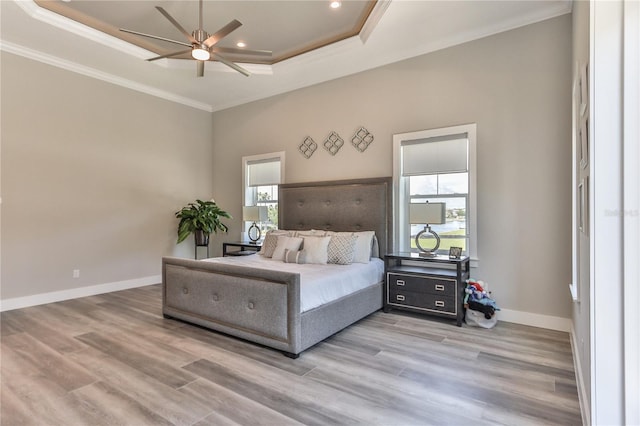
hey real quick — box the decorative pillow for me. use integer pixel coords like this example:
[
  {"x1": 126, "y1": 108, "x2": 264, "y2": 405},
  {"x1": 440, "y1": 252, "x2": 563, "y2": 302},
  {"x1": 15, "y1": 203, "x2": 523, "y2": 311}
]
[
  {"x1": 301, "y1": 236, "x2": 331, "y2": 264},
  {"x1": 296, "y1": 229, "x2": 327, "y2": 237},
  {"x1": 259, "y1": 230, "x2": 290, "y2": 257},
  {"x1": 352, "y1": 231, "x2": 375, "y2": 263},
  {"x1": 328, "y1": 233, "x2": 358, "y2": 265},
  {"x1": 272, "y1": 236, "x2": 303, "y2": 261},
  {"x1": 283, "y1": 249, "x2": 306, "y2": 264}
]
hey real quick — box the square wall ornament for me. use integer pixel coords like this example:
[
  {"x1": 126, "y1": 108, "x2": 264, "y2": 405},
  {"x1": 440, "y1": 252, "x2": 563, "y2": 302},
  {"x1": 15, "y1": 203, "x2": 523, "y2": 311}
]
[
  {"x1": 351, "y1": 127, "x2": 374, "y2": 152},
  {"x1": 299, "y1": 136, "x2": 317, "y2": 159},
  {"x1": 323, "y1": 131, "x2": 344, "y2": 156}
]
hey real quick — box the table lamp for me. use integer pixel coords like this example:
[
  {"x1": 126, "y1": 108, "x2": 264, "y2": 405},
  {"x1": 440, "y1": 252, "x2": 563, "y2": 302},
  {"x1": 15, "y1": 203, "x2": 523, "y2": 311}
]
[
  {"x1": 243, "y1": 206, "x2": 268, "y2": 243},
  {"x1": 409, "y1": 202, "x2": 446, "y2": 257}
]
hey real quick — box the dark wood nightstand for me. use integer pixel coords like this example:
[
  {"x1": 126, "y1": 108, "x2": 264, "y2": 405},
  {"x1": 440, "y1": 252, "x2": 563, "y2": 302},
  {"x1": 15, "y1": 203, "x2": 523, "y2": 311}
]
[
  {"x1": 384, "y1": 253, "x2": 470, "y2": 326},
  {"x1": 223, "y1": 241, "x2": 262, "y2": 256}
]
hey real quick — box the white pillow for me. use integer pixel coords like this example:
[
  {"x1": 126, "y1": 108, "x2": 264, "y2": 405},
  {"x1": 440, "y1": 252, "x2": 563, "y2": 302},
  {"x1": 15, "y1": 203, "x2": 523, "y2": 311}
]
[
  {"x1": 272, "y1": 236, "x2": 303, "y2": 261},
  {"x1": 301, "y1": 236, "x2": 331, "y2": 264},
  {"x1": 352, "y1": 231, "x2": 375, "y2": 263}
]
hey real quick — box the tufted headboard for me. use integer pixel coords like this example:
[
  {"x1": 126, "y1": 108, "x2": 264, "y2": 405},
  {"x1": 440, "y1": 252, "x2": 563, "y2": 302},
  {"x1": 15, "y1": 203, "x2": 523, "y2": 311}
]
[{"x1": 278, "y1": 177, "x2": 392, "y2": 258}]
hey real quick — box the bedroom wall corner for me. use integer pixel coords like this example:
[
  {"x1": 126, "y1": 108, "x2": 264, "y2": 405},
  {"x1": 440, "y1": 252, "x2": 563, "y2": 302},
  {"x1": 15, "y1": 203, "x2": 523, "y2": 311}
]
[{"x1": 0, "y1": 52, "x2": 215, "y2": 303}]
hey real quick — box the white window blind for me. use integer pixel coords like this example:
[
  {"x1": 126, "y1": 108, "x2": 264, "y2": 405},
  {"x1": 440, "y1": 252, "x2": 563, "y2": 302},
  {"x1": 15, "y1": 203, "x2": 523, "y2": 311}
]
[
  {"x1": 247, "y1": 158, "x2": 280, "y2": 187},
  {"x1": 402, "y1": 134, "x2": 468, "y2": 176}
]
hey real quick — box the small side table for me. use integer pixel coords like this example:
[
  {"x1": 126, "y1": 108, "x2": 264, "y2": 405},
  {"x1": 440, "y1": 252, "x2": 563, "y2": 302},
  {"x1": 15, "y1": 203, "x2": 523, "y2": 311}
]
[
  {"x1": 223, "y1": 241, "x2": 262, "y2": 256},
  {"x1": 384, "y1": 253, "x2": 470, "y2": 326}
]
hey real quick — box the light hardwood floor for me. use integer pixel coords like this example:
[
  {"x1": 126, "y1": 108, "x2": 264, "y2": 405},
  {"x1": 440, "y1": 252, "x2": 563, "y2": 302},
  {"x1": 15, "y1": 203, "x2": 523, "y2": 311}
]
[{"x1": 1, "y1": 284, "x2": 582, "y2": 425}]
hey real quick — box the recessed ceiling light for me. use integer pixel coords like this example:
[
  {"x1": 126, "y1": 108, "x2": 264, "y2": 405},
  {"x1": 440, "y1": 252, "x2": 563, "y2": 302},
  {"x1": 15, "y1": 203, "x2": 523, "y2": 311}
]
[
  {"x1": 236, "y1": 41, "x2": 246, "y2": 48},
  {"x1": 330, "y1": 1, "x2": 341, "y2": 9}
]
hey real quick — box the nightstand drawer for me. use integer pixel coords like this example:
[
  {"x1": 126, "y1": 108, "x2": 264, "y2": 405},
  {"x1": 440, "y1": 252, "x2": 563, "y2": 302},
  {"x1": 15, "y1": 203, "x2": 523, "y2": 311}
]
[
  {"x1": 387, "y1": 289, "x2": 456, "y2": 314},
  {"x1": 387, "y1": 273, "x2": 455, "y2": 297}
]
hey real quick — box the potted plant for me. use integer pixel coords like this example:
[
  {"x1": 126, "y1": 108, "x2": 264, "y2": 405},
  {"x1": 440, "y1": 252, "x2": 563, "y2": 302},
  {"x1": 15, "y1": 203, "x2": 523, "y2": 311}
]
[{"x1": 175, "y1": 199, "x2": 231, "y2": 245}]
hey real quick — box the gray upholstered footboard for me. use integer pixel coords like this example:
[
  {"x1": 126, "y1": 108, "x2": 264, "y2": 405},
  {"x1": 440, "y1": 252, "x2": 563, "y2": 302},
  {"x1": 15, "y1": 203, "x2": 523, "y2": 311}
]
[
  {"x1": 162, "y1": 256, "x2": 382, "y2": 356},
  {"x1": 162, "y1": 256, "x2": 302, "y2": 354}
]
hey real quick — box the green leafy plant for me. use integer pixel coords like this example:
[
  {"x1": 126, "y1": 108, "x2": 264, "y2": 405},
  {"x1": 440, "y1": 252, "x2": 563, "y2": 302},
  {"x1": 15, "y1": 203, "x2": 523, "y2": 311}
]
[{"x1": 175, "y1": 199, "x2": 231, "y2": 244}]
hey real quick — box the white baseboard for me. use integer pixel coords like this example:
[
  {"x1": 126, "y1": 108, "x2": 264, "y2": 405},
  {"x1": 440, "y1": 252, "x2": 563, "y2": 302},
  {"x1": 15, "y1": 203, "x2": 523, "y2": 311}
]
[
  {"x1": 497, "y1": 308, "x2": 572, "y2": 332},
  {"x1": 570, "y1": 325, "x2": 591, "y2": 426},
  {"x1": 0, "y1": 275, "x2": 161, "y2": 312}
]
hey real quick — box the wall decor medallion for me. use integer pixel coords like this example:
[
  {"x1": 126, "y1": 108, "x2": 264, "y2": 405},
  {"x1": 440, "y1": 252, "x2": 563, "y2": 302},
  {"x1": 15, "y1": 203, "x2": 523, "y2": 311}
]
[
  {"x1": 351, "y1": 126, "x2": 374, "y2": 152},
  {"x1": 323, "y1": 131, "x2": 344, "y2": 156},
  {"x1": 299, "y1": 136, "x2": 317, "y2": 159}
]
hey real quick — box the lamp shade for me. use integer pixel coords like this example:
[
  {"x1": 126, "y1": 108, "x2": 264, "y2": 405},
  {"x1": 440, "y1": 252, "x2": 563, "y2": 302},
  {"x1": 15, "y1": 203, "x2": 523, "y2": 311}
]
[
  {"x1": 243, "y1": 206, "x2": 268, "y2": 222},
  {"x1": 409, "y1": 202, "x2": 446, "y2": 224}
]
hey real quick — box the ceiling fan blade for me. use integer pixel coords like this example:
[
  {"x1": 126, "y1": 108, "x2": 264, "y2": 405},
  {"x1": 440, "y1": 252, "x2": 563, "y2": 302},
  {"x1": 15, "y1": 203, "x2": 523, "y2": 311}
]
[
  {"x1": 212, "y1": 53, "x2": 250, "y2": 77},
  {"x1": 197, "y1": 60, "x2": 205, "y2": 77},
  {"x1": 155, "y1": 6, "x2": 198, "y2": 45},
  {"x1": 147, "y1": 49, "x2": 193, "y2": 62},
  {"x1": 120, "y1": 28, "x2": 192, "y2": 48},
  {"x1": 210, "y1": 46, "x2": 272, "y2": 57},
  {"x1": 203, "y1": 20, "x2": 242, "y2": 48}
]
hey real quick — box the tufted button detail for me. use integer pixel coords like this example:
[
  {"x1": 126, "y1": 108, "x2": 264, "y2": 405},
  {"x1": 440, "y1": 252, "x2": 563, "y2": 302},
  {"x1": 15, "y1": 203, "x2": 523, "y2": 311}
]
[
  {"x1": 248, "y1": 302, "x2": 255, "y2": 310},
  {"x1": 355, "y1": 199, "x2": 362, "y2": 205},
  {"x1": 182, "y1": 287, "x2": 189, "y2": 294},
  {"x1": 355, "y1": 224, "x2": 362, "y2": 230},
  {"x1": 212, "y1": 294, "x2": 219, "y2": 301},
  {"x1": 325, "y1": 200, "x2": 331, "y2": 206},
  {"x1": 298, "y1": 201, "x2": 304, "y2": 207}
]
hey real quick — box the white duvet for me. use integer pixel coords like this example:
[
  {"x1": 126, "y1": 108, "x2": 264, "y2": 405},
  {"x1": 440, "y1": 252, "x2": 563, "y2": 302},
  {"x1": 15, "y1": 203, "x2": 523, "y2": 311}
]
[{"x1": 202, "y1": 254, "x2": 384, "y2": 313}]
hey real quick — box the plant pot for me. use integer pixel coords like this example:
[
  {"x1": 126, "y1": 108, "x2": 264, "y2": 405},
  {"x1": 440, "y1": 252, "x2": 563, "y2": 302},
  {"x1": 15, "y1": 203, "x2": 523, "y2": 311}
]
[{"x1": 194, "y1": 229, "x2": 210, "y2": 246}]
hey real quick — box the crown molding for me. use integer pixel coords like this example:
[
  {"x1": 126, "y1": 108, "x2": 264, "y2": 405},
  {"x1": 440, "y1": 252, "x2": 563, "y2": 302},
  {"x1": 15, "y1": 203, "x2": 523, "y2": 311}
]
[
  {"x1": 360, "y1": 0, "x2": 392, "y2": 44},
  {"x1": 15, "y1": 0, "x2": 151, "y2": 60},
  {"x1": 0, "y1": 40, "x2": 214, "y2": 112}
]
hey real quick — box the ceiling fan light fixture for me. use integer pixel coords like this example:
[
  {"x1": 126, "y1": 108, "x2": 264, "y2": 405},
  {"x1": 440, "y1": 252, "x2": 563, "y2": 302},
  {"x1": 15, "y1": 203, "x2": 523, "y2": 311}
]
[{"x1": 192, "y1": 47, "x2": 210, "y2": 61}]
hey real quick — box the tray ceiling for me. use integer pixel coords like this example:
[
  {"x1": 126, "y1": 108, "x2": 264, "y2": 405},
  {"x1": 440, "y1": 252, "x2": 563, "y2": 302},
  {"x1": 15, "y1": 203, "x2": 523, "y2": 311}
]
[{"x1": 0, "y1": 0, "x2": 572, "y2": 112}]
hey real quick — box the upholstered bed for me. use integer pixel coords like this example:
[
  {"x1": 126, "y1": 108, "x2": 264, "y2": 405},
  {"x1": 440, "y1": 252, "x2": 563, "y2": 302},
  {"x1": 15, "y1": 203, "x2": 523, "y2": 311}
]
[{"x1": 162, "y1": 177, "x2": 391, "y2": 357}]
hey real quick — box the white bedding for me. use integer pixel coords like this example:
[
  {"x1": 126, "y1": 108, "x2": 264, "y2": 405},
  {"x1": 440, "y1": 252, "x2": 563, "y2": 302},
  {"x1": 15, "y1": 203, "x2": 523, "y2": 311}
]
[{"x1": 202, "y1": 254, "x2": 384, "y2": 313}]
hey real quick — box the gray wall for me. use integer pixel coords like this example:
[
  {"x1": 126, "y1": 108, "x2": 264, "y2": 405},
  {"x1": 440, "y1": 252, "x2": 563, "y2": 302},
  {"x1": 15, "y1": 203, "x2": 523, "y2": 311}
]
[
  {"x1": 1, "y1": 52, "x2": 214, "y2": 300},
  {"x1": 212, "y1": 15, "x2": 573, "y2": 319}
]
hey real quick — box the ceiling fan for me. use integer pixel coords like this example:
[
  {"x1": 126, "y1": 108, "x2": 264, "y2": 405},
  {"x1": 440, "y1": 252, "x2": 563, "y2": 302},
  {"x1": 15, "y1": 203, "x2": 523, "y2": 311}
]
[{"x1": 120, "y1": 0, "x2": 271, "y2": 77}]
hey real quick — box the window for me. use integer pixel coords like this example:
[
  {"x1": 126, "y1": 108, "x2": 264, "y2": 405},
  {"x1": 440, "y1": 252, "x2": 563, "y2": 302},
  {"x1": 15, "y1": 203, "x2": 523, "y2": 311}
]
[
  {"x1": 242, "y1": 152, "x2": 285, "y2": 235},
  {"x1": 393, "y1": 124, "x2": 477, "y2": 261}
]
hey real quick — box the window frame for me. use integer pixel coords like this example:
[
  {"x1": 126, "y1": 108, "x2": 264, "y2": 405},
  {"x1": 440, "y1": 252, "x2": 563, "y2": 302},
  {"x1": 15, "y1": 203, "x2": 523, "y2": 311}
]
[
  {"x1": 393, "y1": 124, "x2": 478, "y2": 264},
  {"x1": 242, "y1": 151, "x2": 285, "y2": 236}
]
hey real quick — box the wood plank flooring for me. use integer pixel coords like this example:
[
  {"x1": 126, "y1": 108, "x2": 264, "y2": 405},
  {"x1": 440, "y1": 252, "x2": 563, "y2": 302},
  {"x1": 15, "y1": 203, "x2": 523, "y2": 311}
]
[{"x1": 0, "y1": 284, "x2": 582, "y2": 425}]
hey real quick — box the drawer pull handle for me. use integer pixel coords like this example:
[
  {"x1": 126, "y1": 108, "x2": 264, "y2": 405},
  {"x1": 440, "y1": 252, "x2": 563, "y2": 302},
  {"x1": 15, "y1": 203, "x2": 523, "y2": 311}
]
[
  {"x1": 435, "y1": 300, "x2": 445, "y2": 307},
  {"x1": 396, "y1": 295, "x2": 406, "y2": 301},
  {"x1": 435, "y1": 284, "x2": 445, "y2": 291},
  {"x1": 396, "y1": 280, "x2": 405, "y2": 286}
]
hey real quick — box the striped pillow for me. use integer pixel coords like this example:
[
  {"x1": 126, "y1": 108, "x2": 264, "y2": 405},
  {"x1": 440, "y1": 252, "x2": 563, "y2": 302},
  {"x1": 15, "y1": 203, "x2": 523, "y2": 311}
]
[{"x1": 283, "y1": 249, "x2": 306, "y2": 264}]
